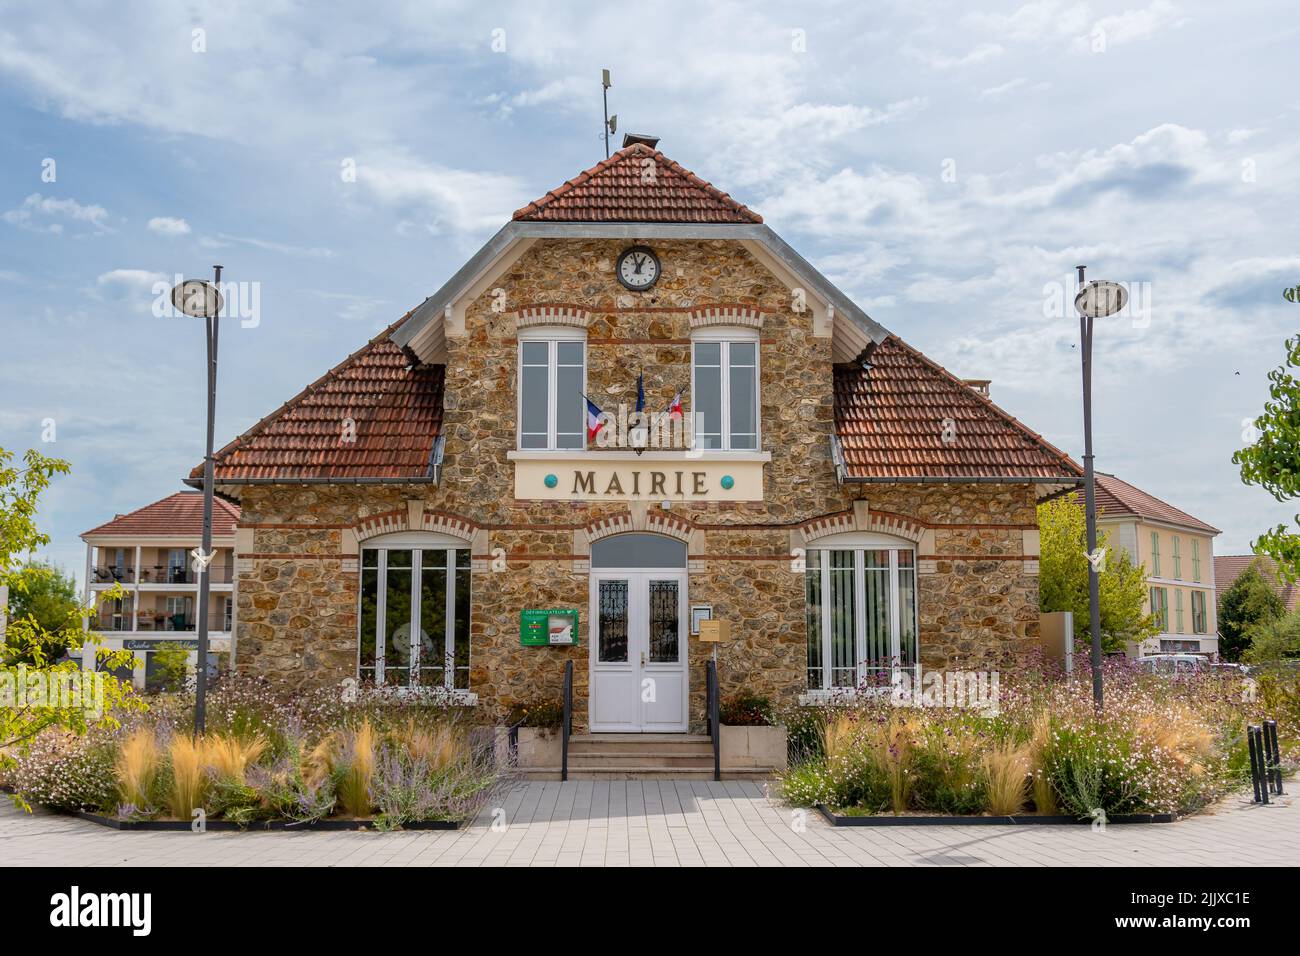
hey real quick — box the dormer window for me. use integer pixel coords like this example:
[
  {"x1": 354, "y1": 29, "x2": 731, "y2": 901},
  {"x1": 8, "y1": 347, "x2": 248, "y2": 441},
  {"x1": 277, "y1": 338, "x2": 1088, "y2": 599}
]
[
  {"x1": 692, "y1": 328, "x2": 759, "y2": 451},
  {"x1": 518, "y1": 328, "x2": 586, "y2": 450}
]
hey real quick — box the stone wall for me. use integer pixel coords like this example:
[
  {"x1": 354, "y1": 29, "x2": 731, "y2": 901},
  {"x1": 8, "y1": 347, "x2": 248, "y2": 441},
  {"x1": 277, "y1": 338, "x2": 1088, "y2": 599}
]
[{"x1": 232, "y1": 239, "x2": 1044, "y2": 730}]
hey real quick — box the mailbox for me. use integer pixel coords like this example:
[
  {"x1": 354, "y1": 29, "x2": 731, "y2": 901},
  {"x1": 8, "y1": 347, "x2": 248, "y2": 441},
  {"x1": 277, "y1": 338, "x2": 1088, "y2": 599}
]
[{"x1": 697, "y1": 618, "x2": 730, "y2": 643}]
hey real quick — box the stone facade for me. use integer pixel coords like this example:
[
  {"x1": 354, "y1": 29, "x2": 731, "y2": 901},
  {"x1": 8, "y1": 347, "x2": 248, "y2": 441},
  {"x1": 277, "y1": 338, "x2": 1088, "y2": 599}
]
[{"x1": 232, "y1": 239, "x2": 1043, "y2": 731}]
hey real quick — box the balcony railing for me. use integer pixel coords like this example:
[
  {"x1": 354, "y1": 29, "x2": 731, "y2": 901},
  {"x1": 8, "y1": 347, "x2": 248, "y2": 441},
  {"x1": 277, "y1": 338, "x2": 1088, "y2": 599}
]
[{"x1": 94, "y1": 564, "x2": 233, "y2": 585}]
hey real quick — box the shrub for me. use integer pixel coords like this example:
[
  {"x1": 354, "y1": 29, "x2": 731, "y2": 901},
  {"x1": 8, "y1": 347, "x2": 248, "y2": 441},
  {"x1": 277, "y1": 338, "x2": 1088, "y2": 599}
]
[
  {"x1": 7, "y1": 731, "x2": 117, "y2": 813},
  {"x1": 983, "y1": 742, "x2": 1032, "y2": 815},
  {"x1": 505, "y1": 697, "x2": 564, "y2": 729},
  {"x1": 909, "y1": 723, "x2": 986, "y2": 815},
  {"x1": 720, "y1": 691, "x2": 773, "y2": 726}
]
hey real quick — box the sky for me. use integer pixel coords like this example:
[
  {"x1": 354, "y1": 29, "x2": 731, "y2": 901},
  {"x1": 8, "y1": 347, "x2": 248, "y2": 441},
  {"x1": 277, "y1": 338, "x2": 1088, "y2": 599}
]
[{"x1": 1, "y1": 0, "x2": 1298, "y2": 585}]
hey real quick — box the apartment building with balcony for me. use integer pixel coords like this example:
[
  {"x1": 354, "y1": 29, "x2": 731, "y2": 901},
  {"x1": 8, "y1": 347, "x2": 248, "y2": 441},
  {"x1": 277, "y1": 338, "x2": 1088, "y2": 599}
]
[
  {"x1": 80, "y1": 491, "x2": 239, "y2": 690},
  {"x1": 1092, "y1": 474, "x2": 1221, "y2": 658}
]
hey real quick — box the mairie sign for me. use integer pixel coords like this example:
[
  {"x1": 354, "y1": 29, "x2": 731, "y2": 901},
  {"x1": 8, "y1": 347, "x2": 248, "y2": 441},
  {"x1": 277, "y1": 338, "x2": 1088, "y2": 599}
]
[{"x1": 508, "y1": 454, "x2": 767, "y2": 502}]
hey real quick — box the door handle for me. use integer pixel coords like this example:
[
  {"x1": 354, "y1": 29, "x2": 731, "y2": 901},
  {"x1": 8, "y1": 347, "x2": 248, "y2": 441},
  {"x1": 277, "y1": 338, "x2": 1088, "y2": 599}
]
[{"x1": 640, "y1": 651, "x2": 646, "y2": 668}]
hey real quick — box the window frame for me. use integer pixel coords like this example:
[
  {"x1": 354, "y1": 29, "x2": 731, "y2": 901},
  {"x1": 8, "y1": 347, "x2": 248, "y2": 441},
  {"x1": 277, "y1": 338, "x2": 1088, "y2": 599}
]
[
  {"x1": 1174, "y1": 588, "x2": 1184, "y2": 633},
  {"x1": 517, "y1": 327, "x2": 587, "y2": 451},
  {"x1": 1149, "y1": 531, "x2": 1161, "y2": 577},
  {"x1": 1150, "y1": 586, "x2": 1169, "y2": 630},
  {"x1": 691, "y1": 327, "x2": 761, "y2": 452},
  {"x1": 1191, "y1": 539, "x2": 1201, "y2": 582},
  {"x1": 803, "y1": 532, "x2": 918, "y2": 693},
  {"x1": 357, "y1": 532, "x2": 472, "y2": 694},
  {"x1": 1191, "y1": 590, "x2": 1207, "y2": 634},
  {"x1": 1172, "y1": 535, "x2": 1182, "y2": 580}
]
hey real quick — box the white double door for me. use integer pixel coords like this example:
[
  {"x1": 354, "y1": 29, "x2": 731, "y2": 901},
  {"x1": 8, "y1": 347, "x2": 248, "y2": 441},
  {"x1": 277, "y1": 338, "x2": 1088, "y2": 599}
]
[{"x1": 589, "y1": 570, "x2": 688, "y2": 732}]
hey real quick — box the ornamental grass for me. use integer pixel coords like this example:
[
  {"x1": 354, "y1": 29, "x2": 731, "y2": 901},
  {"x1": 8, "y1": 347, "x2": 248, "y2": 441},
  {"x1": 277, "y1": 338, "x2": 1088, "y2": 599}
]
[
  {"x1": 779, "y1": 658, "x2": 1298, "y2": 819},
  {"x1": 6, "y1": 673, "x2": 513, "y2": 828}
]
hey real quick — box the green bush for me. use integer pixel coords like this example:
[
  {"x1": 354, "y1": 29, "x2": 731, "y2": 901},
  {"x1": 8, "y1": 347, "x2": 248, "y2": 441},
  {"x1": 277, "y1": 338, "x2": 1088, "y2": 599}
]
[{"x1": 720, "y1": 691, "x2": 773, "y2": 726}]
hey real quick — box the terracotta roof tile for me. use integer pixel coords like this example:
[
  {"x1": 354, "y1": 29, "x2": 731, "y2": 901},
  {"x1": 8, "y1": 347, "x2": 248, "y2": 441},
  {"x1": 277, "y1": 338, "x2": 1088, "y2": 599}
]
[
  {"x1": 82, "y1": 492, "x2": 240, "y2": 538},
  {"x1": 1214, "y1": 554, "x2": 1300, "y2": 612},
  {"x1": 512, "y1": 144, "x2": 762, "y2": 224},
  {"x1": 195, "y1": 311, "x2": 444, "y2": 483},
  {"x1": 1093, "y1": 473, "x2": 1220, "y2": 534},
  {"x1": 833, "y1": 337, "x2": 1082, "y2": 480}
]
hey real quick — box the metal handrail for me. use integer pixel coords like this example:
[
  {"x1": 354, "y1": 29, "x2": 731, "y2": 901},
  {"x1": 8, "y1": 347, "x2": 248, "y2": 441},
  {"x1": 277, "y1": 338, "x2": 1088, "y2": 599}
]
[
  {"x1": 561, "y1": 659, "x2": 573, "y2": 782},
  {"x1": 706, "y1": 659, "x2": 720, "y2": 781}
]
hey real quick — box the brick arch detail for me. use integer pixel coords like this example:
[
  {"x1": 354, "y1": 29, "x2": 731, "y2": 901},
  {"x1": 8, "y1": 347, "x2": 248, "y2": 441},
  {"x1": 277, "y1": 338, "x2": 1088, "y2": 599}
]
[{"x1": 515, "y1": 305, "x2": 591, "y2": 330}]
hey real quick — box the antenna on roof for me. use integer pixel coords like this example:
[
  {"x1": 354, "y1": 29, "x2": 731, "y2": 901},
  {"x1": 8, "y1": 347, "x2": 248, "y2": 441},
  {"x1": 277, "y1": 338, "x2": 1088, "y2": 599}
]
[{"x1": 602, "y1": 69, "x2": 614, "y2": 159}]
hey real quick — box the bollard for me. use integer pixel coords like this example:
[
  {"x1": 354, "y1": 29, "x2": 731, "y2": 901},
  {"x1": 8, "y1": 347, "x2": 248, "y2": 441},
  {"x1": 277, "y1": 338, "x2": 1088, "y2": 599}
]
[
  {"x1": 1263, "y1": 719, "x2": 1284, "y2": 795},
  {"x1": 1247, "y1": 725, "x2": 1268, "y2": 804}
]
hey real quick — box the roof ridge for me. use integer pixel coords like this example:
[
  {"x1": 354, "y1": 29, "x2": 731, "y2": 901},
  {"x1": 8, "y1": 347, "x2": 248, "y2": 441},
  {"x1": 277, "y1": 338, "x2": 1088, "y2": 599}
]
[
  {"x1": 190, "y1": 305, "x2": 419, "y2": 481},
  {"x1": 511, "y1": 143, "x2": 762, "y2": 223},
  {"x1": 882, "y1": 336, "x2": 1084, "y2": 477}
]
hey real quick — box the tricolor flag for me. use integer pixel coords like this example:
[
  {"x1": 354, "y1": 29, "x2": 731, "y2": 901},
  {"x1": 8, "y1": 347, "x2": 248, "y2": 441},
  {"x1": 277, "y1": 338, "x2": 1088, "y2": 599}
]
[
  {"x1": 666, "y1": 391, "x2": 683, "y2": 420},
  {"x1": 584, "y1": 395, "x2": 606, "y2": 443}
]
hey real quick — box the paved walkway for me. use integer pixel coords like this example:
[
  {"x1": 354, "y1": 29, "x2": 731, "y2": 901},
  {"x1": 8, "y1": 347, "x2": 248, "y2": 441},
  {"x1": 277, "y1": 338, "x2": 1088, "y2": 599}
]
[{"x1": 1, "y1": 781, "x2": 1295, "y2": 866}]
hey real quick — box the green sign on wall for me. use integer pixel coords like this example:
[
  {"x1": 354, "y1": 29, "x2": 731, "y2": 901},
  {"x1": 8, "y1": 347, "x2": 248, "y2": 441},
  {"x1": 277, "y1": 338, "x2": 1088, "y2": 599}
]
[{"x1": 520, "y1": 609, "x2": 579, "y2": 647}]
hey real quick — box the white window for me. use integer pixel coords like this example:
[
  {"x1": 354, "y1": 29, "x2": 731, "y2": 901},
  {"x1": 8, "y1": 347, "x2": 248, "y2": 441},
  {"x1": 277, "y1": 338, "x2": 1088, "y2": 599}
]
[
  {"x1": 692, "y1": 329, "x2": 759, "y2": 451},
  {"x1": 359, "y1": 533, "x2": 471, "y2": 690},
  {"x1": 804, "y1": 532, "x2": 918, "y2": 691},
  {"x1": 518, "y1": 328, "x2": 586, "y2": 450}
]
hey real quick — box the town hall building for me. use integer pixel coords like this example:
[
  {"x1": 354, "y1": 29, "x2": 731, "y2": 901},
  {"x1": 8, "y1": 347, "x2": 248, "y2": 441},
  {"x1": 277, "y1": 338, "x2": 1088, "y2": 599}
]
[{"x1": 194, "y1": 136, "x2": 1082, "y2": 733}]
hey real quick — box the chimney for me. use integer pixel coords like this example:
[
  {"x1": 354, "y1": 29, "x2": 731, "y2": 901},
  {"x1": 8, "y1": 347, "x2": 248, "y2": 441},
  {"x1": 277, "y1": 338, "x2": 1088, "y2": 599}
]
[
  {"x1": 622, "y1": 132, "x2": 660, "y2": 149},
  {"x1": 963, "y1": 379, "x2": 991, "y2": 398}
]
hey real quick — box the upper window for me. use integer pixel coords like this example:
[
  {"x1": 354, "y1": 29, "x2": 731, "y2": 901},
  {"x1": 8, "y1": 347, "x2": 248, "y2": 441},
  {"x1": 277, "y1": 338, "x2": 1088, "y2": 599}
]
[
  {"x1": 1191, "y1": 539, "x2": 1201, "y2": 582},
  {"x1": 692, "y1": 330, "x2": 758, "y2": 451},
  {"x1": 803, "y1": 533, "x2": 918, "y2": 691},
  {"x1": 1149, "y1": 532, "x2": 1161, "y2": 577},
  {"x1": 518, "y1": 329, "x2": 585, "y2": 450},
  {"x1": 359, "y1": 534, "x2": 471, "y2": 690},
  {"x1": 1172, "y1": 535, "x2": 1182, "y2": 579}
]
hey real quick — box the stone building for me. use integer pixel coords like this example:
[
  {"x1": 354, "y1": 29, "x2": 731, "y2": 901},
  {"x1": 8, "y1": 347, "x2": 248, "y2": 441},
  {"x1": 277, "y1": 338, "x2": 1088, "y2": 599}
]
[{"x1": 194, "y1": 138, "x2": 1081, "y2": 733}]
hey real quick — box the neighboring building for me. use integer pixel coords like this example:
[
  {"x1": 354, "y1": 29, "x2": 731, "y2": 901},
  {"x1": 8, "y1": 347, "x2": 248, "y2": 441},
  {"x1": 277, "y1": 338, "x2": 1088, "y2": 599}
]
[
  {"x1": 1091, "y1": 473, "x2": 1220, "y2": 658},
  {"x1": 1214, "y1": 554, "x2": 1300, "y2": 616},
  {"x1": 192, "y1": 138, "x2": 1081, "y2": 733},
  {"x1": 80, "y1": 491, "x2": 239, "y2": 689}
]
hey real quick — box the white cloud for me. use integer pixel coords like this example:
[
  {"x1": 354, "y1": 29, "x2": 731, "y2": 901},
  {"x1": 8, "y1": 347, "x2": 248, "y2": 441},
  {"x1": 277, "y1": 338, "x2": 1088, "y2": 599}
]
[
  {"x1": 95, "y1": 268, "x2": 167, "y2": 292},
  {"x1": 355, "y1": 153, "x2": 531, "y2": 238},
  {"x1": 2, "y1": 193, "x2": 110, "y2": 234},
  {"x1": 147, "y1": 216, "x2": 190, "y2": 236},
  {"x1": 969, "y1": 1, "x2": 1090, "y2": 41},
  {"x1": 904, "y1": 42, "x2": 1005, "y2": 70},
  {"x1": 1076, "y1": 0, "x2": 1182, "y2": 51},
  {"x1": 208, "y1": 233, "x2": 335, "y2": 259}
]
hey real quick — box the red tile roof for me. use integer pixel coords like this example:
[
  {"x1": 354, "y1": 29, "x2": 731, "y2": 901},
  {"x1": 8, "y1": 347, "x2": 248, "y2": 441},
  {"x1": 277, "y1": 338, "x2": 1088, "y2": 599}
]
[
  {"x1": 1214, "y1": 554, "x2": 1300, "y2": 612},
  {"x1": 512, "y1": 143, "x2": 762, "y2": 224},
  {"x1": 833, "y1": 337, "x2": 1082, "y2": 480},
  {"x1": 194, "y1": 313, "x2": 444, "y2": 483},
  {"x1": 1092, "y1": 473, "x2": 1219, "y2": 534},
  {"x1": 82, "y1": 492, "x2": 240, "y2": 539}
]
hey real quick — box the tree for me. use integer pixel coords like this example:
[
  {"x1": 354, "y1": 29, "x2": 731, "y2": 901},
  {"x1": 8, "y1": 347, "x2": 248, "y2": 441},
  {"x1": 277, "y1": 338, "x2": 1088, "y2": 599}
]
[
  {"x1": 1, "y1": 446, "x2": 142, "y2": 793},
  {"x1": 1217, "y1": 561, "x2": 1286, "y2": 661},
  {"x1": 1038, "y1": 494, "x2": 1159, "y2": 652},
  {"x1": 1233, "y1": 334, "x2": 1300, "y2": 581},
  {"x1": 3, "y1": 561, "x2": 80, "y2": 664},
  {"x1": 1242, "y1": 607, "x2": 1300, "y2": 664}
]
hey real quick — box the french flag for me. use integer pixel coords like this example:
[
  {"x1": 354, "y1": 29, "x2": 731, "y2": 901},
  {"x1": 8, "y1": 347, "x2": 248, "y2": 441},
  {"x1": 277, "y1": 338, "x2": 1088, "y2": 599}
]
[
  {"x1": 667, "y1": 391, "x2": 683, "y2": 420},
  {"x1": 585, "y1": 395, "x2": 606, "y2": 443}
]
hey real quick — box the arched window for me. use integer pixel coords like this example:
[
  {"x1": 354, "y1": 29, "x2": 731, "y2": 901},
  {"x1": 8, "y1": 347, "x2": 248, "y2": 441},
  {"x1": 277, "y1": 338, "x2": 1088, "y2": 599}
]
[
  {"x1": 803, "y1": 531, "x2": 918, "y2": 691},
  {"x1": 591, "y1": 533, "x2": 687, "y2": 569},
  {"x1": 358, "y1": 532, "x2": 471, "y2": 689}
]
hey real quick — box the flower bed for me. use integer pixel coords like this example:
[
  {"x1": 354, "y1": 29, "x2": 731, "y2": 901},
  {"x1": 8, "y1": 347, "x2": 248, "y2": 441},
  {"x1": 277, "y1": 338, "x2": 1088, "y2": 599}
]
[
  {"x1": 779, "y1": 659, "x2": 1297, "y2": 821},
  {"x1": 3, "y1": 674, "x2": 515, "y2": 830}
]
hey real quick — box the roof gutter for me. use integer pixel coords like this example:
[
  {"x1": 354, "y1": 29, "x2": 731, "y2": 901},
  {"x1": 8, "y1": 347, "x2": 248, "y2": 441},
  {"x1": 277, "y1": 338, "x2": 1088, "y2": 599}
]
[
  {"x1": 842, "y1": 476, "x2": 1083, "y2": 485},
  {"x1": 183, "y1": 476, "x2": 439, "y2": 488}
]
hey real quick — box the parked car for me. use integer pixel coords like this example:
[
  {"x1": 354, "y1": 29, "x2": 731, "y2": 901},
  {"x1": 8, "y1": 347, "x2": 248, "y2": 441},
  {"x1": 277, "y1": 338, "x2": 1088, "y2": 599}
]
[
  {"x1": 1211, "y1": 662, "x2": 1248, "y2": 675},
  {"x1": 1135, "y1": 653, "x2": 1209, "y2": 675}
]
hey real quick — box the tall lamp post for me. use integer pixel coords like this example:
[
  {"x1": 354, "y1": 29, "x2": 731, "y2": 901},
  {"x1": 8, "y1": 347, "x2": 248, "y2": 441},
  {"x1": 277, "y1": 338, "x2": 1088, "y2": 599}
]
[
  {"x1": 1073, "y1": 266, "x2": 1127, "y2": 709},
  {"x1": 170, "y1": 267, "x2": 225, "y2": 735}
]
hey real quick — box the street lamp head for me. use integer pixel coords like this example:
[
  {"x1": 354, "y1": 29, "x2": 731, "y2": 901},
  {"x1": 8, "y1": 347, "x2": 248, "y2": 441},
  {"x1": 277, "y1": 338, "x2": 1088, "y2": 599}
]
[
  {"x1": 170, "y1": 278, "x2": 224, "y2": 319},
  {"x1": 1074, "y1": 280, "x2": 1127, "y2": 319}
]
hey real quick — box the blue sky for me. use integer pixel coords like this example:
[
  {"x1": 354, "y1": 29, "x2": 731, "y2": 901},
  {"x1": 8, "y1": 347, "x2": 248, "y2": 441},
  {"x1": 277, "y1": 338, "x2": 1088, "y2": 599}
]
[{"x1": 1, "y1": 0, "x2": 1298, "y2": 583}]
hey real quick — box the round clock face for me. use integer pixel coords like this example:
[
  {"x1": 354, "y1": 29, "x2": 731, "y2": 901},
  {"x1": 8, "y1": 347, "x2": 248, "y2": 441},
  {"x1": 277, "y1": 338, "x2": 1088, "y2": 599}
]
[{"x1": 617, "y1": 246, "x2": 661, "y2": 291}]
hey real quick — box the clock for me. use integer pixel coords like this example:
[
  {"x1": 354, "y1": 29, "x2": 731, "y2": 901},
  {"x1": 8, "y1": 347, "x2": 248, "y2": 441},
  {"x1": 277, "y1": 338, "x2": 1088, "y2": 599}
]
[{"x1": 616, "y1": 245, "x2": 661, "y2": 291}]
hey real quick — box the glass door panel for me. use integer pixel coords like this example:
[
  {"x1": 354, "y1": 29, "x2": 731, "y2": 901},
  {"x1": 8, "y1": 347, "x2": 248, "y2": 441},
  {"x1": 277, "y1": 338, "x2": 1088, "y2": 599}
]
[
  {"x1": 598, "y1": 579, "x2": 629, "y2": 662},
  {"x1": 647, "y1": 580, "x2": 681, "y2": 663}
]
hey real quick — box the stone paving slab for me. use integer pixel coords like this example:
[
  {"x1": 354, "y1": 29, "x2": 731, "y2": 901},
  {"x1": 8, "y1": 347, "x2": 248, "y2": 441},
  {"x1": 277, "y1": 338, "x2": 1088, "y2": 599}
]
[{"x1": 0, "y1": 782, "x2": 1295, "y2": 867}]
